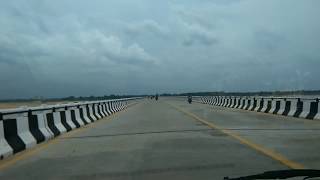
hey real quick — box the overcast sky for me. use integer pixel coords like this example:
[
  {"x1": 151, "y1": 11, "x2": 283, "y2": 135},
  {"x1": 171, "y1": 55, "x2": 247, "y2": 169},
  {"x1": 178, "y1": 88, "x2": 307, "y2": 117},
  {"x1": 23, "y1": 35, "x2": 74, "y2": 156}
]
[{"x1": 1, "y1": 0, "x2": 320, "y2": 99}]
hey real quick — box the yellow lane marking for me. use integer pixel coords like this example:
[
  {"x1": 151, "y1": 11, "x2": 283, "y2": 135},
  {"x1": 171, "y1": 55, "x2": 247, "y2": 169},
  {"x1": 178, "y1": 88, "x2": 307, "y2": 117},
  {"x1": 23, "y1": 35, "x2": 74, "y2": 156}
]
[
  {"x1": 167, "y1": 102, "x2": 305, "y2": 169},
  {"x1": 0, "y1": 102, "x2": 139, "y2": 171}
]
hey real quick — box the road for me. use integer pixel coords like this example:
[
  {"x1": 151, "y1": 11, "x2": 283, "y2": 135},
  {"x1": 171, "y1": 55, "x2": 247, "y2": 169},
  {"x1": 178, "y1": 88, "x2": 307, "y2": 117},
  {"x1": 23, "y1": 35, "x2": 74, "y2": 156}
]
[{"x1": 1, "y1": 98, "x2": 320, "y2": 180}]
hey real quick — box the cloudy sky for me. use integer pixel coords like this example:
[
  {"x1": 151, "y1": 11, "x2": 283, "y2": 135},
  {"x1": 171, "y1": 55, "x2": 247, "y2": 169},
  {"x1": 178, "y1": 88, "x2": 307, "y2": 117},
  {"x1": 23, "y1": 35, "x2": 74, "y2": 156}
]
[{"x1": 0, "y1": 0, "x2": 320, "y2": 99}]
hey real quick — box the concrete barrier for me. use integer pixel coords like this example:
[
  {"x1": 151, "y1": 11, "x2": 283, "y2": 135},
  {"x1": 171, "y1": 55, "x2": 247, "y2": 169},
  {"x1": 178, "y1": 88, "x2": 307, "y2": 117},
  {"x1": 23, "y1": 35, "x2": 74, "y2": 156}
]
[
  {"x1": 264, "y1": 98, "x2": 273, "y2": 113},
  {"x1": 93, "y1": 104, "x2": 102, "y2": 120},
  {"x1": 217, "y1": 97, "x2": 222, "y2": 106},
  {"x1": 43, "y1": 109, "x2": 62, "y2": 137},
  {"x1": 118, "y1": 101, "x2": 124, "y2": 111},
  {"x1": 228, "y1": 97, "x2": 234, "y2": 108},
  {"x1": 99, "y1": 103, "x2": 107, "y2": 117},
  {"x1": 233, "y1": 97, "x2": 239, "y2": 108},
  {"x1": 224, "y1": 97, "x2": 229, "y2": 107},
  {"x1": 255, "y1": 98, "x2": 263, "y2": 112},
  {"x1": 0, "y1": 97, "x2": 142, "y2": 160},
  {"x1": 298, "y1": 100, "x2": 311, "y2": 118},
  {"x1": 55, "y1": 107, "x2": 73, "y2": 132},
  {"x1": 29, "y1": 109, "x2": 53, "y2": 142},
  {"x1": 113, "y1": 101, "x2": 119, "y2": 112},
  {"x1": 210, "y1": 97, "x2": 215, "y2": 105},
  {"x1": 244, "y1": 98, "x2": 251, "y2": 110},
  {"x1": 78, "y1": 105, "x2": 91, "y2": 124},
  {"x1": 226, "y1": 97, "x2": 232, "y2": 107},
  {"x1": 115, "y1": 101, "x2": 120, "y2": 112},
  {"x1": 286, "y1": 99, "x2": 299, "y2": 117},
  {"x1": 232, "y1": 97, "x2": 238, "y2": 108},
  {"x1": 221, "y1": 97, "x2": 227, "y2": 107},
  {"x1": 88, "y1": 104, "x2": 98, "y2": 121},
  {"x1": 222, "y1": 97, "x2": 229, "y2": 107},
  {"x1": 269, "y1": 99, "x2": 277, "y2": 113},
  {"x1": 108, "y1": 102, "x2": 114, "y2": 114},
  {"x1": 227, "y1": 97, "x2": 235, "y2": 108},
  {"x1": 211, "y1": 97, "x2": 216, "y2": 105},
  {"x1": 2, "y1": 111, "x2": 37, "y2": 155},
  {"x1": 69, "y1": 106, "x2": 83, "y2": 128},
  {"x1": 105, "y1": 102, "x2": 112, "y2": 115},
  {"x1": 260, "y1": 98, "x2": 269, "y2": 113},
  {"x1": 97, "y1": 103, "x2": 104, "y2": 118},
  {"x1": 197, "y1": 96, "x2": 320, "y2": 121},
  {"x1": 0, "y1": 118, "x2": 13, "y2": 159},
  {"x1": 52, "y1": 108, "x2": 68, "y2": 133},
  {"x1": 314, "y1": 100, "x2": 320, "y2": 120},
  {"x1": 303, "y1": 99, "x2": 319, "y2": 119},
  {"x1": 112, "y1": 101, "x2": 118, "y2": 112},
  {"x1": 64, "y1": 107, "x2": 77, "y2": 130},
  {"x1": 201, "y1": 97, "x2": 207, "y2": 104},
  {"x1": 100, "y1": 103, "x2": 106, "y2": 116},
  {"x1": 111, "y1": 101, "x2": 117, "y2": 113},
  {"x1": 272, "y1": 99, "x2": 283, "y2": 114},
  {"x1": 219, "y1": 97, "x2": 224, "y2": 106},
  {"x1": 123, "y1": 101, "x2": 127, "y2": 109},
  {"x1": 248, "y1": 98, "x2": 256, "y2": 111},
  {"x1": 209, "y1": 97, "x2": 214, "y2": 105},
  {"x1": 239, "y1": 98, "x2": 246, "y2": 109},
  {"x1": 276, "y1": 99, "x2": 286, "y2": 115}
]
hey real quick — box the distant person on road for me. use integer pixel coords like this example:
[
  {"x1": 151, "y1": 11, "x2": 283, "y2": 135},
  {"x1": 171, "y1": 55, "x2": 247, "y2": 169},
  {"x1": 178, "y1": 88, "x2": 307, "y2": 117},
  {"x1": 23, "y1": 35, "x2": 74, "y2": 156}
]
[{"x1": 155, "y1": 94, "x2": 159, "y2": 101}]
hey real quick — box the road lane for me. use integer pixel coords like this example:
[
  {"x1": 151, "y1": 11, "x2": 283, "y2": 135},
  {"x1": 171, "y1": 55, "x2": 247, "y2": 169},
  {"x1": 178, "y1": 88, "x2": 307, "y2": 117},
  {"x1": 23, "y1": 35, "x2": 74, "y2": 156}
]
[
  {"x1": 0, "y1": 99, "x2": 287, "y2": 180},
  {"x1": 172, "y1": 98, "x2": 320, "y2": 169}
]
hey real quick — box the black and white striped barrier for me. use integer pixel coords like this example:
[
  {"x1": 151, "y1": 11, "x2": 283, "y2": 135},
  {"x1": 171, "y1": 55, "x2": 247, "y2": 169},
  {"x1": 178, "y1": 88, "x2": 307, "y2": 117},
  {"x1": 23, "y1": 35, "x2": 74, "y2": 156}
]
[
  {"x1": 0, "y1": 97, "x2": 141, "y2": 160},
  {"x1": 196, "y1": 96, "x2": 320, "y2": 121}
]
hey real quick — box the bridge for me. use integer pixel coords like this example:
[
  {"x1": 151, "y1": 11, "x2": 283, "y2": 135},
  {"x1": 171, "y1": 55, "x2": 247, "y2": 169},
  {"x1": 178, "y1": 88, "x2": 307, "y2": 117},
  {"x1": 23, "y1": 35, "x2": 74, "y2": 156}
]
[{"x1": 1, "y1": 96, "x2": 320, "y2": 179}]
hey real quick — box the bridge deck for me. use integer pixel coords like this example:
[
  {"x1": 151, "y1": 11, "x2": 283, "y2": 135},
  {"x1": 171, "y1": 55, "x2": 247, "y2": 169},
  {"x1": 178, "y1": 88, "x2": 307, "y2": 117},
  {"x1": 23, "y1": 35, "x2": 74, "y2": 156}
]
[{"x1": 1, "y1": 98, "x2": 320, "y2": 180}]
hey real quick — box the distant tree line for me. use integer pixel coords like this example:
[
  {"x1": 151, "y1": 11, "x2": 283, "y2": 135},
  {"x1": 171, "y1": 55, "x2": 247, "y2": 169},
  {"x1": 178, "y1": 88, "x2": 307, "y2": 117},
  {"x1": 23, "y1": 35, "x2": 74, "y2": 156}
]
[
  {"x1": 0, "y1": 95, "x2": 142, "y2": 103},
  {"x1": 162, "y1": 90, "x2": 320, "y2": 97},
  {"x1": 56, "y1": 95, "x2": 138, "y2": 101},
  {"x1": 1, "y1": 90, "x2": 320, "y2": 102}
]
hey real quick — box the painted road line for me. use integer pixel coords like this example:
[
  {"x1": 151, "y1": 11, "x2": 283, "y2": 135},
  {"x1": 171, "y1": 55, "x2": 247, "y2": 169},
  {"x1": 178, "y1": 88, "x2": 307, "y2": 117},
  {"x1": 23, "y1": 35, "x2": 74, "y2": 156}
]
[
  {"x1": 0, "y1": 102, "x2": 139, "y2": 171},
  {"x1": 167, "y1": 102, "x2": 305, "y2": 169}
]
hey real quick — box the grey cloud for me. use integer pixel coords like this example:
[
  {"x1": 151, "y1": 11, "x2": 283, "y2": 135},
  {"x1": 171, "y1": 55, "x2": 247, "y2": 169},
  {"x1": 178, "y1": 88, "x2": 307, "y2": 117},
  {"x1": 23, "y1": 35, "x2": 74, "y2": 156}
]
[
  {"x1": 252, "y1": 30, "x2": 287, "y2": 53},
  {"x1": 173, "y1": 6, "x2": 219, "y2": 47},
  {"x1": 182, "y1": 23, "x2": 219, "y2": 46},
  {"x1": 125, "y1": 20, "x2": 169, "y2": 37},
  {"x1": 76, "y1": 31, "x2": 157, "y2": 65},
  {"x1": 0, "y1": 0, "x2": 320, "y2": 99}
]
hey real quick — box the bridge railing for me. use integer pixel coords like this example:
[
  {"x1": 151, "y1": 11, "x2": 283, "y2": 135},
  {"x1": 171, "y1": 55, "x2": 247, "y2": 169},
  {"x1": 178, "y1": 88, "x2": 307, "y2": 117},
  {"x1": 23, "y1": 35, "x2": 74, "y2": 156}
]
[
  {"x1": 180, "y1": 96, "x2": 320, "y2": 121},
  {"x1": 0, "y1": 97, "x2": 143, "y2": 160}
]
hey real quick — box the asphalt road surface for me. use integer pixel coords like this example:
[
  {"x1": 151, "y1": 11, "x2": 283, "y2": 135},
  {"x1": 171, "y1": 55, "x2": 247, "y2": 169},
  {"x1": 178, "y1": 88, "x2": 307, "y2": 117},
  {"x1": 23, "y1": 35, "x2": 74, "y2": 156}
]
[{"x1": 1, "y1": 98, "x2": 320, "y2": 180}]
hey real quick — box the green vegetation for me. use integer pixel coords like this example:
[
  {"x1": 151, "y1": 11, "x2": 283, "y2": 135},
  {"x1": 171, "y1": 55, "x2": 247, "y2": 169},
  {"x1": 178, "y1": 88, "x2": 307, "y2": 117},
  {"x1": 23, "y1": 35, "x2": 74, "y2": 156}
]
[
  {"x1": 1, "y1": 90, "x2": 320, "y2": 102},
  {"x1": 0, "y1": 95, "x2": 140, "y2": 103},
  {"x1": 163, "y1": 90, "x2": 320, "y2": 97}
]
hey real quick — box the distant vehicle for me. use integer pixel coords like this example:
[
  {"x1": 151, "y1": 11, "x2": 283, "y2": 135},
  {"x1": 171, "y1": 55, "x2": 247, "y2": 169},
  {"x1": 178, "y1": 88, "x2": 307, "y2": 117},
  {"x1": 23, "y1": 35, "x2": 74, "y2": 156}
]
[{"x1": 188, "y1": 95, "x2": 192, "y2": 104}]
